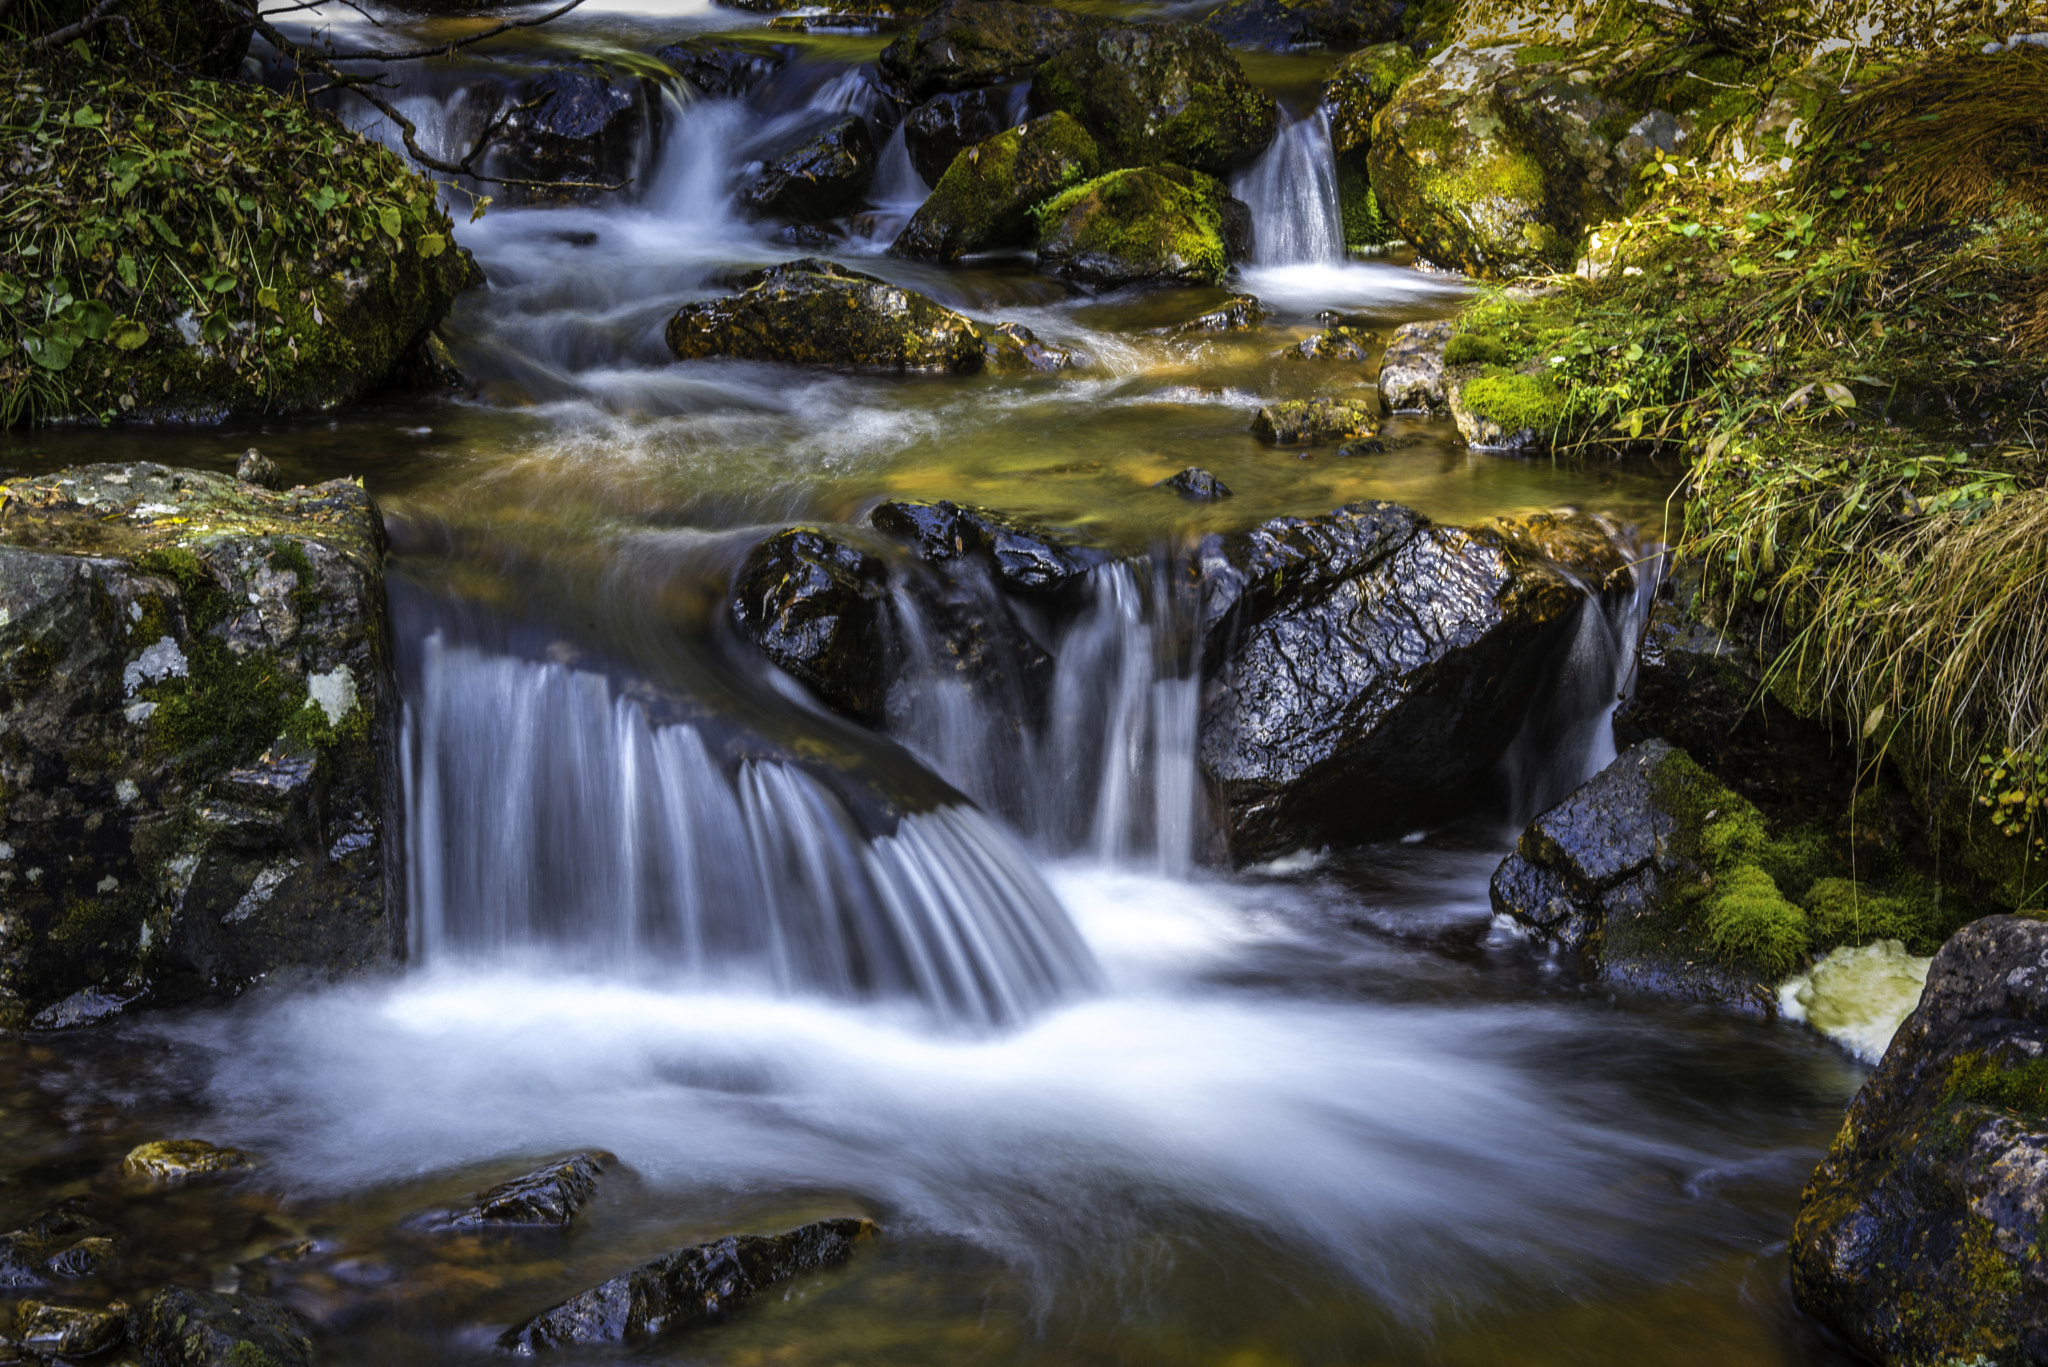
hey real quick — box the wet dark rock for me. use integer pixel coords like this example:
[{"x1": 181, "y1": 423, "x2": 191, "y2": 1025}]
[
  {"x1": 0, "y1": 1201, "x2": 115, "y2": 1289},
  {"x1": 1280, "y1": 328, "x2": 1375, "y2": 363},
  {"x1": 1250, "y1": 397, "x2": 1379, "y2": 445},
  {"x1": 731, "y1": 528, "x2": 891, "y2": 721},
  {"x1": 29, "y1": 984, "x2": 136, "y2": 1030},
  {"x1": 1376, "y1": 318, "x2": 1452, "y2": 413},
  {"x1": 1791, "y1": 915, "x2": 2048, "y2": 1366},
  {"x1": 903, "y1": 88, "x2": 1004, "y2": 186},
  {"x1": 1161, "y1": 293, "x2": 1270, "y2": 335},
  {"x1": 775, "y1": 223, "x2": 840, "y2": 249},
  {"x1": 1613, "y1": 568, "x2": 1856, "y2": 831},
  {"x1": 1036, "y1": 166, "x2": 1249, "y2": 288},
  {"x1": 418, "y1": 1151, "x2": 615, "y2": 1231},
  {"x1": 871, "y1": 500, "x2": 1100, "y2": 596},
  {"x1": 1196, "y1": 502, "x2": 1626, "y2": 859},
  {"x1": 234, "y1": 449, "x2": 281, "y2": 491},
  {"x1": 1200, "y1": 0, "x2": 1403, "y2": 51},
  {"x1": 980, "y1": 321, "x2": 1073, "y2": 372},
  {"x1": 124, "y1": 1140, "x2": 259, "y2": 1184},
  {"x1": 1488, "y1": 740, "x2": 1776, "y2": 1014},
  {"x1": 1333, "y1": 439, "x2": 1386, "y2": 457},
  {"x1": 893, "y1": 113, "x2": 1100, "y2": 260},
  {"x1": 1158, "y1": 468, "x2": 1233, "y2": 502},
  {"x1": 653, "y1": 38, "x2": 791, "y2": 97},
  {"x1": 739, "y1": 117, "x2": 877, "y2": 222},
  {"x1": 132, "y1": 1287, "x2": 312, "y2": 1367},
  {"x1": 500, "y1": 1216, "x2": 878, "y2": 1351},
  {"x1": 1031, "y1": 23, "x2": 1276, "y2": 177},
  {"x1": 12, "y1": 1300, "x2": 126, "y2": 1358},
  {"x1": 879, "y1": 0, "x2": 1102, "y2": 99},
  {"x1": 387, "y1": 329, "x2": 470, "y2": 396},
  {"x1": 0, "y1": 464, "x2": 402, "y2": 1030},
  {"x1": 666, "y1": 259, "x2": 986, "y2": 373},
  {"x1": 494, "y1": 66, "x2": 653, "y2": 202}
]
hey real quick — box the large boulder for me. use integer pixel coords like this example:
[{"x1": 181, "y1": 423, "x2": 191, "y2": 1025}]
[
  {"x1": 1792, "y1": 916, "x2": 2048, "y2": 1366},
  {"x1": 730, "y1": 528, "x2": 891, "y2": 722},
  {"x1": 501, "y1": 1217, "x2": 877, "y2": 1350},
  {"x1": 879, "y1": 0, "x2": 1102, "y2": 99},
  {"x1": 1195, "y1": 503, "x2": 1632, "y2": 860},
  {"x1": 666, "y1": 259, "x2": 986, "y2": 372},
  {"x1": 739, "y1": 116, "x2": 878, "y2": 221},
  {"x1": 893, "y1": 112, "x2": 1100, "y2": 259},
  {"x1": 0, "y1": 465, "x2": 403, "y2": 1030},
  {"x1": 131, "y1": 1287, "x2": 314, "y2": 1367},
  {"x1": 1034, "y1": 166, "x2": 1252, "y2": 288},
  {"x1": 1201, "y1": 0, "x2": 1403, "y2": 50},
  {"x1": 903, "y1": 88, "x2": 1005, "y2": 185},
  {"x1": 492, "y1": 64, "x2": 656, "y2": 202},
  {"x1": 1368, "y1": 43, "x2": 1690, "y2": 276},
  {"x1": 1321, "y1": 42, "x2": 1421, "y2": 248},
  {"x1": 1030, "y1": 24, "x2": 1277, "y2": 177}
]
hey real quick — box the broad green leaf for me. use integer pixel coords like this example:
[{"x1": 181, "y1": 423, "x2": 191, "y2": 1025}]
[
  {"x1": 416, "y1": 232, "x2": 446, "y2": 259},
  {"x1": 109, "y1": 320, "x2": 149, "y2": 351},
  {"x1": 378, "y1": 205, "x2": 402, "y2": 241}
]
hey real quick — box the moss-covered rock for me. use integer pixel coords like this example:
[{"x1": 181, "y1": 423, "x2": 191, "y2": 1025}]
[
  {"x1": 1368, "y1": 43, "x2": 1691, "y2": 276},
  {"x1": 0, "y1": 464, "x2": 402, "y2": 1030},
  {"x1": 1792, "y1": 915, "x2": 2048, "y2": 1366},
  {"x1": 1250, "y1": 396, "x2": 1379, "y2": 445},
  {"x1": 1277, "y1": 326, "x2": 1375, "y2": 362},
  {"x1": 894, "y1": 113, "x2": 1100, "y2": 259},
  {"x1": 1034, "y1": 166, "x2": 1249, "y2": 288},
  {"x1": 666, "y1": 259, "x2": 986, "y2": 372},
  {"x1": 879, "y1": 0, "x2": 1102, "y2": 99},
  {"x1": 1447, "y1": 361, "x2": 1567, "y2": 450},
  {"x1": 133, "y1": 1287, "x2": 312, "y2": 1367},
  {"x1": 1200, "y1": 0, "x2": 1403, "y2": 51},
  {"x1": 1, "y1": 56, "x2": 471, "y2": 426},
  {"x1": 1322, "y1": 42, "x2": 1421, "y2": 249},
  {"x1": 123, "y1": 1139, "x2": 258, "y2": 1183},
  {"x1": 739, "y1": 117, "x2": 878, "y2": 222},
  {"x1": 1030, "y1": 24, "x2": 1277, "y2": 178},
  {"x1": 902, "y1": 88, "x2": 1004, "y2": 185}
]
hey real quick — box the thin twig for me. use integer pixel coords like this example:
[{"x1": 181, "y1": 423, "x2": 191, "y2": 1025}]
[{"x1": 27, "y1": 0, "x2": 126, "y2": 51}]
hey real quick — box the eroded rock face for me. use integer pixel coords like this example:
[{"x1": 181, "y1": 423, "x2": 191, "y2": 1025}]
[
  {"x1": 903, "y1": 88, "x2": 1004, "y2": 185},
  {"x1": 1201, "y1": 0, "x2": 1403, "y2": 50},
  {"x1": 1035, "y1": 166, "x2": 1251, "y2": 288},
  {"x1": 880, "y1": 0, "x2": 1101, "y2": 98},
  {"x1": 894, "y1": 112, "x2": 1100, "y2": 259},
  {"x1": 731, "y1": 528, "x2": 891, "y2": 721},
  {"x1": 1031, "y1": 24, "x2": 1276, "y2": 177},
  {"x1": 1196, "y1": 502, "x2": 1621, "y2": 859},
  {"x1": 0, "y1": 464, "x2": 402, "y2": 1031},
  {"x1": 1377, "y1": 318, "x2": 1452, "y2": 412},
  {"x1": 501, "y1": 1217, "x2": 879, "y2": 1351},
  {"x1": 132, "y1": 1287, "x2": 313, "y2": 1367},
  {"x1": 1792, "y1": 916, "x2": 2048, "y2": 1365},
  {"x1": 666, "y1": 259, "x2": 986, "y2": 372},
  {"x1": 1369, "y1": 43, "x2": 1689, "y2": 276},
  {"x1": 739, "y1": 116, "x2": 878, "y2": 221}
]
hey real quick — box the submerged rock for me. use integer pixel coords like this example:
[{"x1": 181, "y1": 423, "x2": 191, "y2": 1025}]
[
  {"x1": 980, "y1": 321, "x2": 1074, "y2": 372},
  {"x1": 1250, "y1": 397, "x2": 1379, "y2": 445},
  {"x1": 0, "y1": 1200, "x2": 116, "y2": 1288},
  {"x1": 1197, "y1": 503, "x2": 1628, "y2": 859},
  {"x1": 1035, "y1": 166, "x2": 1251, "y2": 288},
  {"x1": 894, "y1": 113, "x2": 1100, "y2": 259},
  {"x1": 879, "y1": 0, "x2": 1101, "y2": 98},
  {"x1": 903, "y1": 88, "x2": 1004, "y2": 186},
  {"x1": 739, "y1": 117, "x2": 878, "y2": 221},
  {"x1": 666, "y1": 259, "x2": 985, "y2": 372},
  {"x1": 1200, "y1": 0, "x2": 1402, "y2": 50},
  {"x1": 731, "y1": 528, "x2": 891, "y2": 722},
  {"x1": 1376, "y1": 319, "x2": 1452, "y2": 413},
  {"x1": 1792, "y1": 916, "x2": 2048, "y2": 1365},
  {"x1": 870, "y1": 500, "x2": 1100, "y2": 596},
  {"x1": 125, "y1": 1139, "x2": 260, "y2": 1184},
  {"x1": 0, "y1": 464, "x2": 402, "y2": 1030},
  {"x1": 500, "y1": 1216, "x2": 878, "y2": 1351},
  {"x1": 1158, "y1": 468, "x2": 1233, "y2": 502},
  {"x1": 132, "y1": 1287, "x2": 313, "y2": 1367},
  {"x1": 417, "y1": 1151, "x2": 615, "y2": 1231},
  {"x1": 1031, "y1": 23, "x2": 1276, "y2": 177}
]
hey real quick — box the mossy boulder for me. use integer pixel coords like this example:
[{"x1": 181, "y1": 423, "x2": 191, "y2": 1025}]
[
  {"x1": 666, "y1": 259, "x2": 986, "y2": 372},
  {"x1": 879, "y1": 0, "x2": 1103, "y2": 99},
  {"x1": 1200, "y1": 0, "x2": 1403, "y2": 51},
  {"x1": 1792, "y1": 915, "x2": 2048, "y2": 1366},
  {"x1": 1447, "y1": 361, "x2": 1566, "y2": 450},
  {"x1": 1250, "y1": 397, "x2": 1379, "y2": 445},
  {"x1": 1034, "y1": 166, "x2": 1251, "y2": 288},
  {"x1": 0, "y1": 464, "x2": 401, "y2": 1032},
  {"x1": 1030, "y1": 24, "x2": 1277, "y2": 178},
  {"x1": 894, "y1": 113, "x2": 1100, "y2": 259},
  {"x1": 1322, "y1": 42, "x2": 1421, "y2": 249},
  {"x1": 1368, "y1": 43, "x2": 1691, "y2": 276},
  {"x1": 903, "y1": 88, "x2": 1005, "y2": 185},
  {"x1": 132, "y1": 1287, "x2": 312, "y2": 1367},
  {"x1": 739, "y1": 117, "x2": 878, "y2": 221},
  {"x1": 1, "y1": 58, "x2": 471, "y2": 426}
]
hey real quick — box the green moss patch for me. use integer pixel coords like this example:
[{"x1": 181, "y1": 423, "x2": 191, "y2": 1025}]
[{"x1": 1035, "y1": 166, "x2": 1235, "y2": 287}]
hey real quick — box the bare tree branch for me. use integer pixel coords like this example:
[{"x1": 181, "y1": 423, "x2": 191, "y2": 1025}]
[
  {"x1": 260, "y1": 0, "x2": 384, "y2": 27},
  {"x1": 27, "y1": 0, "x2": 126, "y2": 51}
]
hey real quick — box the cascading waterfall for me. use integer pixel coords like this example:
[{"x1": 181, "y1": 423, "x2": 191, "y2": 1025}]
[
  {"x1": 401, "y1": 633, "x2": 1099, "y2": 1027},
  {"x1": 1233, "y1": 109, "x2": 1346, "y2": 266}
]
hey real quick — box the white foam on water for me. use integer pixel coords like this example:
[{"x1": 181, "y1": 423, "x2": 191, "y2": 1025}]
[{"x1": 1778, "y1": 939, "x2": 1933, "y2": 1063}]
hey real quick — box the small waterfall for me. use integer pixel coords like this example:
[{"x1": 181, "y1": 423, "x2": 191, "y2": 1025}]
[
  {"x1": 402, "y1": 635, "x2": 1099, "y2": 1027},
  {"x1": 870, "y1": 124, "x2": 930, "y2": 208},
  {"x1": 1233, "y1": 110, "x2": 1345, "y2": 266},
  {"x1": 886, "y1": 559, "x2": 1201, "y2": 876},
  {"x1": 645, "y1": 91, "x2": 748, "y2": 232}
]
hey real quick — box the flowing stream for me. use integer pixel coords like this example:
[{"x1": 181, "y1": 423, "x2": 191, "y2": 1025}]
[{"x1": 0, "y1": 14, "x2": 1871, "y2": 1366}]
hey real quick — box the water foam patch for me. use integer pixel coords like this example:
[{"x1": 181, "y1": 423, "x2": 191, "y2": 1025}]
[{"x1": 1778, "y1": 939, "x2": 1933, "y2": 1063}]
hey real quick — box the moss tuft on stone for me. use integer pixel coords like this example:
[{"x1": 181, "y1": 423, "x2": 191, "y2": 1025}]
[
  {"x1": 894, "y1": 113, "x2": 1100, "y2": 260},
  {"x1": 1034, "y1": 165, "x2": 1240, "y2": 287}
]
